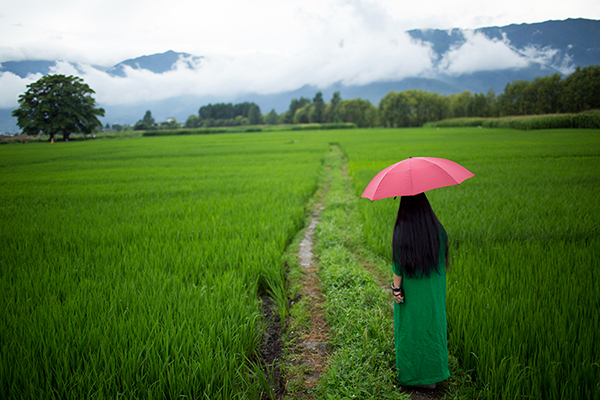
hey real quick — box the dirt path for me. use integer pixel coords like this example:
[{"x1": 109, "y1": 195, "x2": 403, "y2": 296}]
[
  {"x1": 277, "y1": 146, "x2": 446, "y2": 399},
  {"x1": 284, "y1": 202, "x2": 331, "y2": 398}
]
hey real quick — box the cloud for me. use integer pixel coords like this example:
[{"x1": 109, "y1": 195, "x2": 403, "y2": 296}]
[
  {"x1": 0, "y1": 0, "x2": 584, "y2": 112},
  {"x1": 0, "y1": 25, "x2": 563, "y2": 110},
  {"x1": 0, "y1": 0, "x2": 437, "y2": 109},
  {"x1": 0, "y1": 71, "x2": 42, "y2": 108},
  {"x1": 519, "y1": 45, "x2": 575, "y2": 75},
  {"x1": 437, "y1": 30, "x2": 529, "y2": 75}
]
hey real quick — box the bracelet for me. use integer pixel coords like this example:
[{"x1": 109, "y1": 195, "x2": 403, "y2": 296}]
[{"x1": 391, "y1": 284, "x2": 401, "y2": 292}]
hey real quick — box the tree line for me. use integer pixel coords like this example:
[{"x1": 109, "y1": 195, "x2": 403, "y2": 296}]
[
  {"x1": 380, "y1": 65, "x2": 600, "y2": 127},
  {"x1": 176, "y1": 64, "x2": 600, "y2": 130},
  {"x1": 18, "y1": 66, "x2": 595, "y2": 140},
  {"x1": 169, "y1": 91, "x2": 380, "y2": 130}
]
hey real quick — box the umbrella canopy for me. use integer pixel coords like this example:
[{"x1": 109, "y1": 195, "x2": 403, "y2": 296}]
[{"x1": 361, "y1": 157, "x2": 475, "y2": 200}]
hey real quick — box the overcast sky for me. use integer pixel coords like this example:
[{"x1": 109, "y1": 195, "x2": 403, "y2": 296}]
[{"x1": 1, "y1": 0, "x2": 598, "y2": 109}]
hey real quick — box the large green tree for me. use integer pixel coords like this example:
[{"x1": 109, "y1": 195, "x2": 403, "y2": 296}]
[{"x1": 12, "y1": 74, "x2": 105, "y2": 141}]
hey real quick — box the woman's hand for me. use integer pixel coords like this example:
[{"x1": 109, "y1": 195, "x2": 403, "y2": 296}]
[
  {"x1": 392, "y1": 273, "x2": 404, "y2": 303},
  {"x1": 393, "y1": 290, "x2": 404, "y2": 304}
]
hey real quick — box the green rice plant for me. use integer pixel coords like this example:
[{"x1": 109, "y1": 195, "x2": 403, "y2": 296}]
[
  {"x1": 4, "y1": 126, "x2": 598, "y2": 399},
  {"x1": 343, "y1": 127, "x2": 600, "y2": 399},
  {"x1": 311, "y1": 145, "x2": 407, "y2": 400},
  {"x1": 0, "y1": 132, "x2": 329, "y2": 399},
  {"x1": 431, "y1": 110, "x2": 600, "y2": 130}
]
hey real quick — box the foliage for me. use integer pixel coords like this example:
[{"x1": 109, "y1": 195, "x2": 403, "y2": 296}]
[
  {"x1": 333, "y1": 98, "x2": 380, "y2": 127},
  {"x1": 285, "y1": 97, "x2": 311, "y2": 124},
  {"x1": 285, "y1": 92, "x2": 379, "y2": 128},
  {"x1": 107, "y1": 123, "x2": 130, "y2": 132},
  {"x1": 189, "y1": 101, "x2": 263, "y2": 127},
  {"x1": 11, "y1": 74, "x2": 105, "y2": 141},
  {"x1": 429, "y1": 110, "x2": 600, "y2": 130},
  {"x1": 133, "y1": 110, "x2": 156, "y2": 131},
  {"x1": 379, "y1": 89, "x2": 448, "y2": 127},
  {"x1": 264, "y1": 109, "x2": 279, "y2": 125},
  {"x1": 140, "y1": 123, "x2": 356, "y2": 136},
  {"x1": 185, "y1": 114, "x2": 202, "y2": 128},
  {"x1": 0, "y1": 132, "x2": 326, "y2": 399},
  {"x1": 380, "y1": 65, "x2": 600, "y2": 127},
  {"x1": 346, "y1": 127, "x2": 600, "y2": 400},
  {"x1": 312, "y1": 91, "x2": 325, "y2": 123},
  {"x1": 559, "y1": 65, "x2": 600, "y2": 113},
  {"x1": 159, "y1": 118, "x2": 180, "y2": 130},
  {"x1": 2, "y1": 127, "x2": 598, "y2": 399},
  {"x1": 248, "y1": 103, "x2": 262, "y2": 125},
  {"x1": 325, "y1": 91, "x2": 342, "y2": 123},
  {"x1": 292, "y1": 103, "x2": 311, "y2": 124}
]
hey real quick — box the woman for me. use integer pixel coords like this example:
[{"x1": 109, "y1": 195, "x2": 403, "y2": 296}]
[{"x1": 391, "y1": 192, "x2": 450, "y2": 389}]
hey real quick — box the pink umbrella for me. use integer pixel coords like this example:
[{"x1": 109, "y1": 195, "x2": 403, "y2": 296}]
[{"x1": 361, "y1": 157, "x2": 475, "y2": 200}]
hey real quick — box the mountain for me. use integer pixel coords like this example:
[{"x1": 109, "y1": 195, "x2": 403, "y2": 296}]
[
  {"x1": 408, "y1": 18, "x2": 599, "y2": 76},
  {"x1": 1, "y1": 18, "x2": 599, "y2": 133},
  {"x1": 106, "y1": 50, "x2": 203, "y2": 77}
]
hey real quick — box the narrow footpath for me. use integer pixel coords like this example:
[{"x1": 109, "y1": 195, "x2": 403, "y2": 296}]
[
  {"x1": 295, "y1": 203, "x2": 330, "y2": 390},
  {"x1": 280, "y1": 181, "x2": 331, "y2": 399},
  {"x1": 276, "y1": 144, "x2": 455, "y2": 399}
]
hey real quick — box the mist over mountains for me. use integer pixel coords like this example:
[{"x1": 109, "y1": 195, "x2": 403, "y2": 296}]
[{"x1": 1, "y1": 18, "x2": 598, "y2": 133}]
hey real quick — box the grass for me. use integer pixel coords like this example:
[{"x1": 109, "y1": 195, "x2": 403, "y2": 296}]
[
  {"x1": 0, "y1": 132, "x2": 327, "y2": 399},
  {"x1": 427, "y1": 110, "x2": 600, "y2": 130},
  {"x1": 140, "y1": 123, "x2": 358, "y2": 137},
  {"x1": 311, "y1": 145, "x2": 407, "y2": 399},
  {"x1": 2, "y1": 126, "x2": 599, "y2": 399},
  {"x1": 344, "y1": 127, "x2": 600, "y2": 399}
]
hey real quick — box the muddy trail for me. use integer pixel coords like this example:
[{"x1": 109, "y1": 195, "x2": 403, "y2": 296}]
[
  {"x1": 261, "y1": 146, "x2": 447, "y2": 400},
  {"x1": 282, "y1": 198, "x2": 331, "y2": 399}
]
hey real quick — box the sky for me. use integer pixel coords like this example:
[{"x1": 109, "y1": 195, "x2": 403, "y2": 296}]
[{"x1": 1, "y1": 0, "x2": 599, "y2": 110}]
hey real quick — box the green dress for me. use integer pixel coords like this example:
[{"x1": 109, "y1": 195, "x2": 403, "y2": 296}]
[{"x1": 392, "y1": 230, "x2": 450, "y2": 386}]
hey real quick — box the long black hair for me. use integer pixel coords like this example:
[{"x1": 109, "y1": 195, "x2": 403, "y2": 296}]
[{"x1": 392, "y1": 192, "x2": 448, "y2": 278}]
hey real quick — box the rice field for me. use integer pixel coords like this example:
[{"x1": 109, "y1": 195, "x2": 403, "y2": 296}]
[
  {"x1": 1, "y1": 127, "x2": 599, "y2": 399},
  {"x1": 345, "y1": 127, "x2": 600, "y2": 399},
  {"x1": 0, "y1": 133, "x2": 327, "y2": 399}
]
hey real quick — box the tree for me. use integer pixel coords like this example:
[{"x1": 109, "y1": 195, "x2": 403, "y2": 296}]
[
  {"x1": 560, "y1": 65, "x2": 600, "y2": 113},
  {"x1": 212, "y1": 103, "x2": 235, "y2": 120},
  {"x1": 378, "y1": 91, "x2": 417, "y2": 127},
  {"x1": 285, "y1": 97, "x2": 311, "y2": 124},
  {"x1": 448, "y1": 91, "x2": 472, "y2": 118},
  {"x1": 534, "y1": 74, "x2": 562, "y2": 114},
  {"x1": 248, "y1": 104, "x2": 262, "y2": 125},
  {"x1": 12, "y1": 74, "x2": 105, "y2": 141},
  {"x1": 312, "y1": 92, "x2": 325, "y2": 123},
  {"x1": 334, "y1": 98, "x2": 379, "y2": 127},
  {"x1": 160, "y1": 118, "x2": 180, "y2": 130},
  {"x1": 325, "y1": 91, "x2": 342, "y2": 122},
  {"x1": 134, "y1": 110, "x2": 156, "y2": 131},
  {"x1": 185, "y1": 114, "x2": 202, "y2": 128},
  {"x1": 498, "y1": 80, "x2": 529, "y2": 116},
  {"x1": 293, "y1": 103, "x2": 311, "y2": 124},
  {"x1": 265, "y1": 109, "x2": 279, "y2": 125}
]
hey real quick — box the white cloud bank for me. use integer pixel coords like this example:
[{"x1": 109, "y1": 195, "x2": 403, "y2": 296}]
[
  {"x1": 0, "y1": 29, "x2": 556, "y2": 109},
  {"x1": 0, "y1": 0, "x2": 588, "y2": 110},
  {"x1": 437, "y1": 31, "x2": 530, "y2": 75}
]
